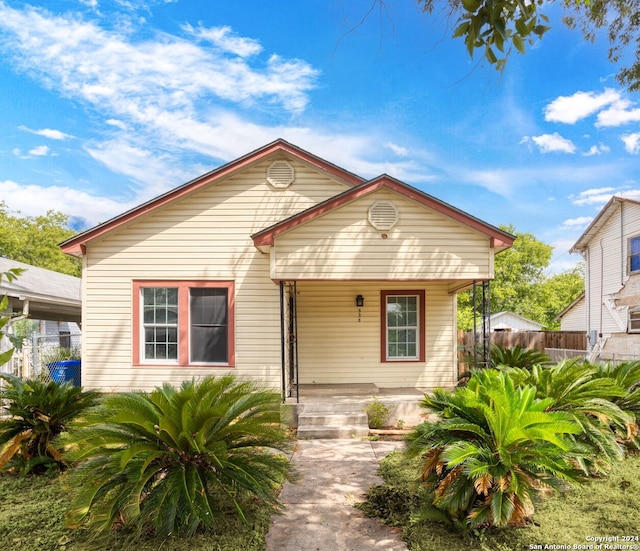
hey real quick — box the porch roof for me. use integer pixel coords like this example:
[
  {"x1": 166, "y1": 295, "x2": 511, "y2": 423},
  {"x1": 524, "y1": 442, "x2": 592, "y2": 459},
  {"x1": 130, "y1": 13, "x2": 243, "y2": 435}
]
[
  {"x1": 0, "y1": 258, "x2": 81, "y2": 322},
  {"x1": 251, "y1": 175, "x2": 514, "y2": 252}
]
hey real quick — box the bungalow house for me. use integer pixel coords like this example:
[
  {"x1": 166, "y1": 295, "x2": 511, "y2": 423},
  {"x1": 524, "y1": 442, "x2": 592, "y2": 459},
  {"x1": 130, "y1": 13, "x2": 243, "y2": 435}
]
[
  {"x1": 61, "y1": 140, "x2": 514, "y2": 398},
  {"x1": 570, "y1": 196, "x2": 640, "y2": 360}
]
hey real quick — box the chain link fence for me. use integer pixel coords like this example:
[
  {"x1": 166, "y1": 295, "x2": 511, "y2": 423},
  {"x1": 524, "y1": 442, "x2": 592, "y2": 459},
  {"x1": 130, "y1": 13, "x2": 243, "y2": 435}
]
[{"x1": 9, "y1": 333, "x2": 82, "y2": 385}]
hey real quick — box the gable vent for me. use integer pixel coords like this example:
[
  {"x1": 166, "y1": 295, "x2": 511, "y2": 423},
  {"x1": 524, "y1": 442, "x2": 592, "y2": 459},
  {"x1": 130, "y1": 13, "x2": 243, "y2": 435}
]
[
  {"x1": 368, "y1": 200, "x2": 398, "y2": 230},
  {"x1": 267, "y1": 160, "x2": 295, "y2": 188}
]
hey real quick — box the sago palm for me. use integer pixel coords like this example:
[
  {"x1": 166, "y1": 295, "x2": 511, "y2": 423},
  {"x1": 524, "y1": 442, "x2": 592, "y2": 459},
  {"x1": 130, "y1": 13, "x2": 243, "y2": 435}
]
[
  {"x1": 505, "y1": 359, "x2": 634, "y2": 474},
  {"x1": 63, "y1": 375, "x2": 294, "y2": 538},
  {"x1": 407, "y1": 369, "x2": 585, "y2": 530},
  {"x1": 490, "y1": 344, "x2": 551, "y2": 369},
  {"x1": 0, "y1": 374, "x2": 101, "y2": 474},
  {"x1": 595, "y1": 360, "x2": 640, "y2": 448}
]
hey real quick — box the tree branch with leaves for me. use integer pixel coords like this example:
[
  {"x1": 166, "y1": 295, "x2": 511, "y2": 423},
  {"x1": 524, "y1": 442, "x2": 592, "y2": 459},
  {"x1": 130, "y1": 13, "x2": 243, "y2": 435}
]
[{"x1": 419, "y1": 0, "x2": 640, "y2": 91}]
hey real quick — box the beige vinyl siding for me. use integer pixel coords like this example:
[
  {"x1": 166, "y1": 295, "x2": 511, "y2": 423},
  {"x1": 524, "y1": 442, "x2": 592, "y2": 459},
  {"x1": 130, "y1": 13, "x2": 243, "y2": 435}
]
[
  {"x1": 271, "y1": 190, "x2": 493, "y2": 280},
  {"x1": 295, "y1": 281, "x2": 457, "y2": 388},
  {"x1": 81, "y1": 160, "x2": 349, "y2": 391}
]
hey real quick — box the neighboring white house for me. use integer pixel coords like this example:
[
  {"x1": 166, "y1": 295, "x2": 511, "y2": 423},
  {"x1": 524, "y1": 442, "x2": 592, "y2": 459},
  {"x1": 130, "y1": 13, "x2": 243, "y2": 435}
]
[
  {"x1": 61, "y1": 139, "x2": 515, "y2": 396},
  {"x1": 0, "y1": 257, "x2": 82, "y2": 374},
  {"x1": 570, "y1": 196, "x2": 640, "y2": 360},
  {"x1": 555, "y1": 292, "x2": 586, "y2": 332},
  {"x1": 487, "y1": 311, "x2": 544, "y2": 332}
]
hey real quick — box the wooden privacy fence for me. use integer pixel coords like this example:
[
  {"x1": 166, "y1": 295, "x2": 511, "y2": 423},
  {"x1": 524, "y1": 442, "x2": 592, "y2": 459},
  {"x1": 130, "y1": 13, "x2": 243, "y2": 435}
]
[{"x1": 457, "y1": 330, "x2": 588, "y2": 377}]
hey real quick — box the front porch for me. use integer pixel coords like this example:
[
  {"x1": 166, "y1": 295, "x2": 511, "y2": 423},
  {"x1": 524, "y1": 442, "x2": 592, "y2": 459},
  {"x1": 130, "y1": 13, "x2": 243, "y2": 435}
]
[{"x1": 280, "y1": 383, "x2": 432, "y2": 437}]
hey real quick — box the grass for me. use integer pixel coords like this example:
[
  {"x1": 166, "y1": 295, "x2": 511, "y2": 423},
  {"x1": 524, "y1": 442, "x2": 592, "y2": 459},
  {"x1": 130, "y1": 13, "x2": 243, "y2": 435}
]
[
  {"x1": 358, "y1": 451, "x2": 640, "y2": 551},
  {"x1": 0, "y1": 471, "x2": 276, "y2": 551}
]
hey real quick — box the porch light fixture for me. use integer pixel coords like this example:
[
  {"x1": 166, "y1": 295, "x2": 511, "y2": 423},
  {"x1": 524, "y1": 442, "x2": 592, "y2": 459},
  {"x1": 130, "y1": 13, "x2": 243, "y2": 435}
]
[{"x1": 355, "y1": 295, "x2": 364, "y2": 307}]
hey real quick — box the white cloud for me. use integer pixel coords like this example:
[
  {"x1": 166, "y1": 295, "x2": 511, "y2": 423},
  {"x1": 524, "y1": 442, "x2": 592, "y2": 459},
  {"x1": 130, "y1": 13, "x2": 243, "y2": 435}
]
[
  {"x1": 0, "y1": 179, "x2": 131, "y2": 226},
  {"x1": 105, "y1": 118, "x2": 127, "y2": 130},
  {"x1": 12, "y1": 145, "x2": 53, "y2": 158},
  {"x1": 596, "y1": 99, "x2": 640, "y2": 127},
  {"x1": 583, "y1": 144, "x2": 610, "y2": 156},
  {"x1": 28, "y1": 145, "x2": 51, "y2": 156},
  {"x1": 544, "y1": 89, "x2": 620, "y2": 124},
  {"x1": 84, "y1": 139, "x2": 207, "y2": 197},
  {"x1": 560, "y1": 216, "x2": 593, "y2": 230},
  {"x1": 570, "y1": 186, "x2": 640, "y2": 206},
  {"x1": 622, "y1": 133, "x2": 640, "y2": 154},
  {"x1": 385, "y1": 142, "x2": 408, "y2": 157},
  {"x1": 18, "y1": 126, "x2": 72, "y2": 140},
  {"x1": 529, "y1": 133, "x2": 576, "y2": 154},
  {"x1": 182, "y1": 24, "x2": 262, "y2": 58},
  {"x1": 0, "y1": 3, "x2": 319, "y2": 120}
]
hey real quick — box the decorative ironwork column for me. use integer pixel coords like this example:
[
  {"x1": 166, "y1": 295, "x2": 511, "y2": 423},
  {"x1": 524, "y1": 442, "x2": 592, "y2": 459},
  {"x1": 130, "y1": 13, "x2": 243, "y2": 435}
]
[
  {"x1": 472, "y1": 280, "x2": 491, "y2": 369},
  {"x1": 279, "y1": 281, "x2": 299, "y2": 402}
]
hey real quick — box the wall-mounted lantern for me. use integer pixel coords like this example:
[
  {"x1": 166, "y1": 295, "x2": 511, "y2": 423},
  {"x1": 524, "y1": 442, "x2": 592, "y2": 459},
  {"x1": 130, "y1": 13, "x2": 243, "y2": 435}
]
[{"x1": 356, "y1": 295, "x2": 364, "y2": 323}]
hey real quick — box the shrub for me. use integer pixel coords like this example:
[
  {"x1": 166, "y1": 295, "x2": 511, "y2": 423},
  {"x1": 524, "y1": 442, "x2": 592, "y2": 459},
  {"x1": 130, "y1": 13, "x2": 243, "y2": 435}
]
[
  {"x1": 406, "y1": 369, "x2": 585, "y2": 530},
  {"x1": 63, "y1": 375, "x2": 294, "y2": 538},
  {"x1": 596, "y1": 360, "x2": 640, "y2": 449},
  {"x1": 0, "y1": 374, "x2": 101, "y2": 475},
  {"x1": 490, "y1": 344, "x2": 551, "y2": 369},
  {"x1": 504, "y1": 359, "x2": 633, "y2": 474},
  {"x1": 364, "y1": 396, "x2": 390, "y2": 429}
]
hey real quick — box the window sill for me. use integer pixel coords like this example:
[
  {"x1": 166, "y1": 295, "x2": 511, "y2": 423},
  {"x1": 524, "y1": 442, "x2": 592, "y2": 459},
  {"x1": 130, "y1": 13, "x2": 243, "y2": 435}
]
[{"x1": 134, "y1": 363, "x2": 235, "y2": 368}]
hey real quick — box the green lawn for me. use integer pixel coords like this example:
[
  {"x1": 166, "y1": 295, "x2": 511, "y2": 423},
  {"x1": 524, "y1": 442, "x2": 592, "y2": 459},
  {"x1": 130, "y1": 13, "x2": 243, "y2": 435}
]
[
  {"x1": 0, "y1": 471, "x2": 274, "y2": 551},
  {"x1": 359, "y1": 451, "x2": 640, "y2": 551},
  {"x1": 2, "y1": 452, "x2": 639, "y2": 551}
]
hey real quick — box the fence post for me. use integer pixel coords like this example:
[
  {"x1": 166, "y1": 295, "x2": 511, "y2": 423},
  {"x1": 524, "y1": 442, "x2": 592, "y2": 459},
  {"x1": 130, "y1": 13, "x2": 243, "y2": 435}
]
[{"x1": 31, "y1": 333, "x2": 39, "y2": 378}]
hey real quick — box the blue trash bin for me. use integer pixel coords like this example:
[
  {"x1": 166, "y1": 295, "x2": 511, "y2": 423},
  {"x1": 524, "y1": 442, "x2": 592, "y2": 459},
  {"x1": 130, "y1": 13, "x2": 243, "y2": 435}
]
[{"x1": 48, "y1": 360, "x2": 81, "y2": 386}]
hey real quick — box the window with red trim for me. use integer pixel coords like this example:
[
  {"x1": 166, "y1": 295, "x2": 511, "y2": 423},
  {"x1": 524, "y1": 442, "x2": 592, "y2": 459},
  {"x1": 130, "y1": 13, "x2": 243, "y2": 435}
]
[
  {"x1": 133, "y1": 281, "x2": 235, "y2": 367},
  {"x1": 381, "y1": 290, "x2": 425, "y2": 362}
]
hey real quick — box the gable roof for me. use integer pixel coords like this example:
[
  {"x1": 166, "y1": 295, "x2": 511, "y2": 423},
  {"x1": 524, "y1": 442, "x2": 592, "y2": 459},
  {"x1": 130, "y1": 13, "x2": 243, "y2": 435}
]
[
  {"x1": 60, "y1": 139, "x2": 365, "y2": 256},
  {"x1": 251, "y1": 174, "x2": 515, "y2": 252},
  {"x1": 570, "y1": 196, "x2": 640, "y2": 254}
]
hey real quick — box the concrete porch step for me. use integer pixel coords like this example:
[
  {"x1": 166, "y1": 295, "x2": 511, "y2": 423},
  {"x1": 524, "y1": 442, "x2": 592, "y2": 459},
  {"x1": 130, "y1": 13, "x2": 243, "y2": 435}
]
[
  {"x1": 297, "y1": 424, "x2": 370, "y2": 439},
  {"x1": 297, "y1": 402, "x2": 370, "y2": 414},
  {"x1": 298, "y1": 412, "x2": 368, "y2": 426}
]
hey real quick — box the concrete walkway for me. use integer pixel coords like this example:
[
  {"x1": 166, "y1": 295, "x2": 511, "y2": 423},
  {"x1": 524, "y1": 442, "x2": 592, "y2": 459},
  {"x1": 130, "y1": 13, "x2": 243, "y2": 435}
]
[{"x1": 265, "y1": 439, "x2": 409, "y2": 551}]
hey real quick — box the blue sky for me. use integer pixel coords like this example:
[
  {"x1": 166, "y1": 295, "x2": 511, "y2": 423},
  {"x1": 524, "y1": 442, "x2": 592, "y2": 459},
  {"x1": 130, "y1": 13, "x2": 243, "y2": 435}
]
[{"x1": 1, "y1": 1, "x2": 640, "y2": 273}]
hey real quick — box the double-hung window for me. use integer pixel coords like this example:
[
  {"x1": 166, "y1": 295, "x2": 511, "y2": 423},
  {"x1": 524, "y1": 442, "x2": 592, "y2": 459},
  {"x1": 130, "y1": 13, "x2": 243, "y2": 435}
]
[
  {"x1": 381, "y1": 290, "x2": 425, "y2": 362},
  {"x1": 134, "y1": 281, "x2": 234, "y2": 366},
  {"x1": 629, "y1": 236, "x2": 640, "y2": 274}
]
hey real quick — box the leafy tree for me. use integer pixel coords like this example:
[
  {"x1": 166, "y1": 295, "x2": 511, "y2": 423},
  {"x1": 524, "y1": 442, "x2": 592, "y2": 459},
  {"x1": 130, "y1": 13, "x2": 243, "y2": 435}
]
[
  {"x1": 418, "y1": 0, "x2": 640, "y2": 91},
  {"x1": 63, "y1": 375, "x2": 294, "y2": 538},
  {"x1": 406, "y1": 368, "x2": 584, "y2": 530},
  {"x1": 457, "y1": 226, "x2": 584, "y2": 330},
  {"x1": 0, "y1": 374, "x2": 101, "y2": 475},
  {"x1": 0, "y1": 202, "x2": 80, "y2": 277},
  {"x1": 0, "y1": 268, "x2": 24, "y2": 367}
]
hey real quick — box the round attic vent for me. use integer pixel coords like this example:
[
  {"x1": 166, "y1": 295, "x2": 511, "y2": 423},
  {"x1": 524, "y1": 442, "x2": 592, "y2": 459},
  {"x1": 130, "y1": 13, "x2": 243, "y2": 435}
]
[
  {"x1": 267, "y1": 159, "x2": 295, "y2": 188},
  {"x1": 368, "y1": 200, "x2": 398, "y2": 230}
]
